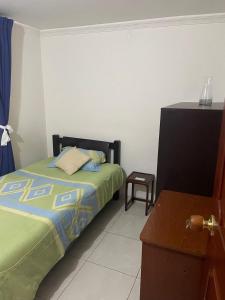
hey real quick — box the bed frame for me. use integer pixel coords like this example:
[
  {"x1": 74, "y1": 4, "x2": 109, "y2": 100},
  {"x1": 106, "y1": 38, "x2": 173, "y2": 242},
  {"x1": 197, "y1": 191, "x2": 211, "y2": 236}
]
[{"x1": 52, "y1": 134, "x2": 121, "y2": 199}]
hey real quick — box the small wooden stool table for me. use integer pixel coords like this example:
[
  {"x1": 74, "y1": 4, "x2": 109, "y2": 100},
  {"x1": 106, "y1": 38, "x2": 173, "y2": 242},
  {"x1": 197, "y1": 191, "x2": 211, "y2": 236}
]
[{"x1": 125, "y1": 171, "x2": 155, "y2": 216}]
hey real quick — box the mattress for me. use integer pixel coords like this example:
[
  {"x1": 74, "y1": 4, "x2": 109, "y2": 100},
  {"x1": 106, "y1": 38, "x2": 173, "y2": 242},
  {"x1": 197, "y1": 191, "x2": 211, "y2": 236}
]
[{"x1": 0, "y1": 159, "x2": 124, "y2": 300}]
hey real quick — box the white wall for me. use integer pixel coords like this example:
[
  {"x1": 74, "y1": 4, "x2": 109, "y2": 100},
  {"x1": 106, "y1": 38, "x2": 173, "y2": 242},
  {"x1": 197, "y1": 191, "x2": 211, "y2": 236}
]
[
  {"x1": 41, "y1": 21, "x2": 225, "y2": 176},
  {"x1": 9, "y1": 23, "x2": 47, "y2": 168}
]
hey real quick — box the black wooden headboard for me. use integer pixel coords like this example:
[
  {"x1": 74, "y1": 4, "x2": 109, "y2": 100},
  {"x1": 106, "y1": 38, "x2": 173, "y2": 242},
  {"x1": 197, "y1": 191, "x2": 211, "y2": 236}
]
[{"x1": 52, "y1": 135, "x2": 121, "y2": 165}]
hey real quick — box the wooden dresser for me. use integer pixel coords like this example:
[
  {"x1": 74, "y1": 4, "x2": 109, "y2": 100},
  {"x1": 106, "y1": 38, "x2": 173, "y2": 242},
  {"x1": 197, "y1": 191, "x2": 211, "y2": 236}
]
[
  {"x1": 140, "y1": 190, "x2": 212, "y2": 300},
  {"x1": 156, "y1": 102, "x2": 223, "y2": 199}
]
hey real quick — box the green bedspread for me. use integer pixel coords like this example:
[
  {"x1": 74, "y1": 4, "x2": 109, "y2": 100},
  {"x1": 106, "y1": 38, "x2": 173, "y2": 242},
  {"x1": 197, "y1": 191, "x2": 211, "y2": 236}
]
[{"x1": 0, "y1": 159, "x2": 123, "y2": 300}]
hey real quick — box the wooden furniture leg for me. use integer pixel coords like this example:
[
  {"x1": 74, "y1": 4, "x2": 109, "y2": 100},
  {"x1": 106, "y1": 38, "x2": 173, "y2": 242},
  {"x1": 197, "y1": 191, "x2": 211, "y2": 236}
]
[
  {"x1": 151, "y1": 180, "x2": 154, "y2": 205},
  {"x1": 125, "y1": 182, "x2": 128, "y2": 210},
  {"x1": 113, "y1": 190, "x2": 120, "y2": 200},
  {"x1": 132, "y1": 183, "x2": 135, "y2": 203},
  {"x1": 145, "y1": 185, "x2": 149, "y2": 216}
]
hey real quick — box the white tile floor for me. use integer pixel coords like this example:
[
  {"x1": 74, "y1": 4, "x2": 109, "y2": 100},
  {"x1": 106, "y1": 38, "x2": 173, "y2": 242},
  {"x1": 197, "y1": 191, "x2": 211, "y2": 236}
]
[{"x1": 35, "y1": 198, "x2": 150, "y2": 300}]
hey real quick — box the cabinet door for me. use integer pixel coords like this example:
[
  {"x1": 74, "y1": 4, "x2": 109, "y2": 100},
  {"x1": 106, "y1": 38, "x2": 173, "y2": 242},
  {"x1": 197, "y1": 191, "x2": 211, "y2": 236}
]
[{"x1": 156, "y1": 107, "x2": 221, "y2": 198}]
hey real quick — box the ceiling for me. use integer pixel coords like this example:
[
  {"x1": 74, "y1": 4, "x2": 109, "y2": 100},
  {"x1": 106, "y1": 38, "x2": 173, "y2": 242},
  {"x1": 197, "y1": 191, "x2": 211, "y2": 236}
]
[{"x1": 1, "y1": 0, "x2": 225, "y2": 29}]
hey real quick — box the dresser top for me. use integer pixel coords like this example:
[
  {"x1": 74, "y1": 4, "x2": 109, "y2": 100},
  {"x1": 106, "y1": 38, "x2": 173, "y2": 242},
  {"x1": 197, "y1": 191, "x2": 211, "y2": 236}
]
[
  {"x1": 140, "y1": 190, "x2": 212, "y2": 257},
  {"x1": 164, "y1": 102, "x2": 224, "y2": 111}
]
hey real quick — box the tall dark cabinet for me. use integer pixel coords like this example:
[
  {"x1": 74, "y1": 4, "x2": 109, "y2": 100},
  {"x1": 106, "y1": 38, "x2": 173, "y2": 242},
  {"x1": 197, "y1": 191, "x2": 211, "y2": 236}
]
[{"x1": 156, "y1": 102, "x2": 223, "y2": 199}]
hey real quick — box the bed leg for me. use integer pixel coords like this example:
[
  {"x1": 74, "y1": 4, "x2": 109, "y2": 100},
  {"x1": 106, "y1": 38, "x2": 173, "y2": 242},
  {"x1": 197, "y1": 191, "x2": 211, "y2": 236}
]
[{"x1": 113, "y1": 190, "x2": 120, "y2": 200}]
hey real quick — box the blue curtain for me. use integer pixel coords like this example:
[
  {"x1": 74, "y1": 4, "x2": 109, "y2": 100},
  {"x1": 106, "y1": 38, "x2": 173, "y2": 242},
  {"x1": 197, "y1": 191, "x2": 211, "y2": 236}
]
[{"x1": 0, "y1": 17, "x2": 15, "y2": 176}]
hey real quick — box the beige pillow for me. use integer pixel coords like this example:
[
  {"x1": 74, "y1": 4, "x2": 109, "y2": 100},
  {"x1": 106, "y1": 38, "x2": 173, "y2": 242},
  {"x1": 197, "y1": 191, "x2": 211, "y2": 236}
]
[{"x1": 56, "y1": 148, "x2": 90, "y2": 175}]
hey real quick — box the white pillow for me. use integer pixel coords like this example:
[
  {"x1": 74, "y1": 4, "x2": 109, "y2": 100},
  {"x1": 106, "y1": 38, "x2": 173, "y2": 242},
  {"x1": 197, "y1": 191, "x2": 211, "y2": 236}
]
[{"x1": 56, "y1": 148, "x2": 90, "y2": 175}]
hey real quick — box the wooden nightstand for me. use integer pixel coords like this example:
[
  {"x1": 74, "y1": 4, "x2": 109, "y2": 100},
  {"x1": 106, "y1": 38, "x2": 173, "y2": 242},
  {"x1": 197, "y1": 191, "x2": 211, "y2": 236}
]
[{"x1": 125, "y1": 171, "x2": 155, "y2": 216}]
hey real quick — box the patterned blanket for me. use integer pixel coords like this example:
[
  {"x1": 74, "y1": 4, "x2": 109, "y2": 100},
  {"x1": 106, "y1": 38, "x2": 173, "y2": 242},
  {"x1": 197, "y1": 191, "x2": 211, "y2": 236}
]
[{"x1": 0, "y1": 159, "x2": 123, "y2": 300}]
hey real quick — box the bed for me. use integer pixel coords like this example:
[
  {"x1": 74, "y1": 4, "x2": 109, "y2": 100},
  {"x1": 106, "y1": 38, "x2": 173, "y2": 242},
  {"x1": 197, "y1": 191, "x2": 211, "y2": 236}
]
[{"x1": 0, "y1": 135, "x2": 124, "y2": 300}]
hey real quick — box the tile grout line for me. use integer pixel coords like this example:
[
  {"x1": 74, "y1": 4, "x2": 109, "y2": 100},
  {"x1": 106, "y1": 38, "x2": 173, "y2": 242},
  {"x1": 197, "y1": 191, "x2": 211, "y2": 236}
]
[
  {"x1": 105, "y1": 209, "x2": 123, "y2": 229},
  {"x1": 104, "y1": 230, "x2": 142, "y2": 242},
  {"x1": 57, "y1": 231, "x2": 108, "y2": 299},
  {"x1": 86, "y1": 260, "x2": 137, "y2": 278},
  {"x1": 55, "y1": 208, "x2": 125, "y2": 299},
  {"x1": 58, "y1": 258, "x2": 138, "y2": 299},
  {"x1": 126, "y1": 277, "x2": 137, "y2": 300},
  {"x1": 45, "y1": 204, "x2": 146, "y2": 299},
  {"x1": 85, "y1": 230, "x2": 108, "y2": 260},
  {"x1": 126, "y1": 260, "x2": 142, "y2": 299},
  {"x1": 136, "y1": 267, "x2": 141, "y2": 279},
  {"x1": 56, "y1": 259, "x2": 86, "y2": 300}
]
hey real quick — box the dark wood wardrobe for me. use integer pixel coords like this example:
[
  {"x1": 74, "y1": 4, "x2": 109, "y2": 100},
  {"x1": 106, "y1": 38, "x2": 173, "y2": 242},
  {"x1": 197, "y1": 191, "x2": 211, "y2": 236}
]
[{"x1": 156, "y1": 102, "x2": 223, "y2": 199}]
